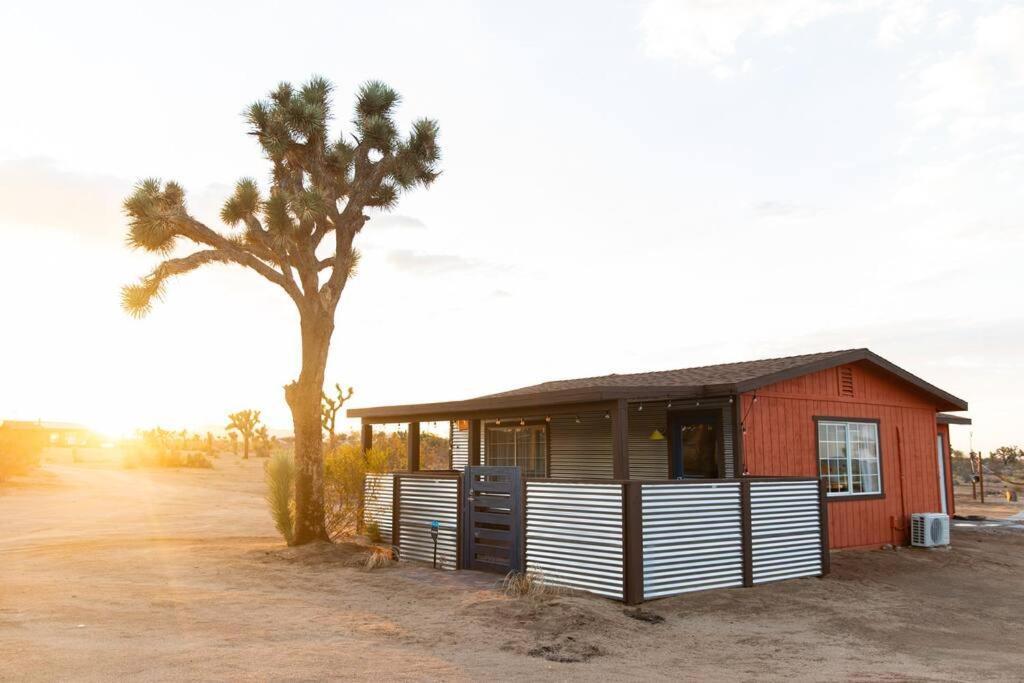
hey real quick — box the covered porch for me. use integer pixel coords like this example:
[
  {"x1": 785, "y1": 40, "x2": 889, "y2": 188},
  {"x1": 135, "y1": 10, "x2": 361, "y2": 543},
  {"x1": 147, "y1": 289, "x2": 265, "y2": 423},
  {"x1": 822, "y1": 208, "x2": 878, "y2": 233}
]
[{"x1": 350, "y1": 391, "x2": 744, "y2": 482}]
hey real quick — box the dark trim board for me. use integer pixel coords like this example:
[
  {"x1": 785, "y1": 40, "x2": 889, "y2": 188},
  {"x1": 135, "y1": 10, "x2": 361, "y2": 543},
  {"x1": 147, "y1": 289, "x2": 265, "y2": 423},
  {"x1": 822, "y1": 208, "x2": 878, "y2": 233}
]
[{"x1": 813, "y1": 416, "x2": 886, "y2": 502}]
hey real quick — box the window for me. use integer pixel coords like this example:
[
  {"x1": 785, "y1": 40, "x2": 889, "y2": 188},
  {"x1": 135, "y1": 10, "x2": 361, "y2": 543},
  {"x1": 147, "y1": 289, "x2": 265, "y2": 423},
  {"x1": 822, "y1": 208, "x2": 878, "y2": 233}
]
[
  {"x1": 485, "y1": 424, "x2": 546, "y2": 477},
  {"x1": 817, "y1": 419, "x2": 881, "y2": 497}
]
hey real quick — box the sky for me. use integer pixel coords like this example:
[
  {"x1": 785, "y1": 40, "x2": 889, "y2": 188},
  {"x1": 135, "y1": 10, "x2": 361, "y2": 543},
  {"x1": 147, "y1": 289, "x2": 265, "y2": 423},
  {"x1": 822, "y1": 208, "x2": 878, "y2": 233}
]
[{"x1": 0, "y1": 0, "x2": 1019, "y2": 451}]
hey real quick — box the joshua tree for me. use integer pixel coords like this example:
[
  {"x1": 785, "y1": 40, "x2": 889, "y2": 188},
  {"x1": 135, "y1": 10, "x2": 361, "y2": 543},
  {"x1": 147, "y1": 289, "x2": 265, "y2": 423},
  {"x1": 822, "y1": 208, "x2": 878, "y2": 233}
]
[
  {"x1": 228, "y1": 432, "x2": 238, "y2": 456},
  {"x1": 226, "y1": 409, "x2": 261, "y2": 460},
  {"x1": 255, "y1": 425, "x2": 272, "y2": 458},
  {"x1": 321, "y1": 383, "x2": 354, "y2": 450},
  {"x1": 120, "y1": 77, "x2": 440, "y2": 544}
]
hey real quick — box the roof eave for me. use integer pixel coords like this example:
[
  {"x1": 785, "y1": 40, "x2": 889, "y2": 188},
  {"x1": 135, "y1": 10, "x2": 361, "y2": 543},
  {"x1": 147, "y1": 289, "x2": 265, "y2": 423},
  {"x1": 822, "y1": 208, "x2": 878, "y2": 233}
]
[{"x1": 347, "y1": 384, "x2": 739, "y2": 422}]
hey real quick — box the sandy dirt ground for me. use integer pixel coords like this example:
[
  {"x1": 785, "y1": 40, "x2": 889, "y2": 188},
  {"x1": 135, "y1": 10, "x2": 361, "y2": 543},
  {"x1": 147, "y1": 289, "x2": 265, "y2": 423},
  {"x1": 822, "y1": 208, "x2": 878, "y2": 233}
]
[{"x1": 2, "y1": 459, "x2": 1023, "y2": 682}]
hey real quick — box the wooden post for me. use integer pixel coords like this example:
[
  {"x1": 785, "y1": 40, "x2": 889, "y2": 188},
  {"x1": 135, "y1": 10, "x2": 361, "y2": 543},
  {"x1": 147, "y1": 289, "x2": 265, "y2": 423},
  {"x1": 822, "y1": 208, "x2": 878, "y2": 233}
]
[
  {"x1": 392, "y1": 474, "x2": 402, "y2": 557},
  {"x1": 622, "y1": 481, "x2": 644, "y2": 604},
  {"x1": 818, "y1": 478, "x2": 831, "y2": 576},
  {"x1": 407, "y1": 422, "x2": 420, "y2": 471},
  {"x1": 979, "y1": 452, "x2": 985, "y2": 504},
  {"x1": 611, "y1": 399, "x2": 630, "y2": 480},
  {"x1": 469, "y1": 419, "x2": 482, "y2": 467},
  {"x1": 740, "y1": 479, "x2": 753, "y2": 587},
  {"x1": 361, "y1": 422, "x2": 373, "y2": 455}
]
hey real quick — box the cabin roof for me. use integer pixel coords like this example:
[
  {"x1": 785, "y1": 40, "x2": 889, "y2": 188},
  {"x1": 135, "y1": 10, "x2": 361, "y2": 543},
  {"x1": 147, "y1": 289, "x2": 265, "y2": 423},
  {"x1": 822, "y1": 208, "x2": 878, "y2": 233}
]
[{"x1": 348, "y1": 348, "x2": 968, "y2": 422}]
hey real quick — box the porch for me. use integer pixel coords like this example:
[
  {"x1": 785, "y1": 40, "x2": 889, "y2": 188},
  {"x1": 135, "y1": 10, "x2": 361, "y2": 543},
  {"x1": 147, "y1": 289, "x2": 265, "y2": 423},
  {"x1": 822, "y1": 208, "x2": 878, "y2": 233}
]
[{"x1": 353, "y1": 395, "x2": 743, "y2": 482}]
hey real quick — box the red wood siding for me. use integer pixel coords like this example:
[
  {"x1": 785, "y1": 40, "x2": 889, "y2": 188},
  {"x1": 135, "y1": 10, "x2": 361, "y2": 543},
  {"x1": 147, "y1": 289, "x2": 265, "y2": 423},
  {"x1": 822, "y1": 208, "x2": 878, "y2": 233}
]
[{"x1": 740, "y1": 361, "x2": 944, "y2": 549}]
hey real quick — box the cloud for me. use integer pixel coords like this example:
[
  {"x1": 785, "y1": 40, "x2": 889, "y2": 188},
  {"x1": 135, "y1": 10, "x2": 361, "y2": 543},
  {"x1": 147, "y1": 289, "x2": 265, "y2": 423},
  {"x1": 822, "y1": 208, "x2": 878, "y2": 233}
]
[
  {"x1": 750, "y1": 200, "x2": 819, "y2": 219},
  {"x1": 639, "y1": 0, "x2": 871, "y2": 71},
  {"x1": 905, "y1": 4, "x2": 1024, "y2": 141},
  {"x1": 367, "y1": 214, "x2": 427, "y2": 230},
  {"x1": 385, "y1": 249, "x2": 481, "y2": 274},
  {"x1": 876, "y1": 0, "x2": 931, "y2": 46},
  {"x1": 0, "y1": 157, "x2": 128, "y2": 242}
]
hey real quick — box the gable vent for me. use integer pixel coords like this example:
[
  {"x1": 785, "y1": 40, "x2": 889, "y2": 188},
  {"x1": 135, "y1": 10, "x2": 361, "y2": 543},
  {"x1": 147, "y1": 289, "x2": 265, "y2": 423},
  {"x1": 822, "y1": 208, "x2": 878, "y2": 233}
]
[{"x1": 838, "y1": 367, "x2": 855, "y2": 397}]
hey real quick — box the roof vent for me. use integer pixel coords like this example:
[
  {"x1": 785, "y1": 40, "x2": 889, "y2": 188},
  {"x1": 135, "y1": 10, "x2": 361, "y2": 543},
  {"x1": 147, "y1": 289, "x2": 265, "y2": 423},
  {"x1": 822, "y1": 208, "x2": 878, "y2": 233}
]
[{"x1": 838, "y1": 367, "x2": 855, "y2": 397}]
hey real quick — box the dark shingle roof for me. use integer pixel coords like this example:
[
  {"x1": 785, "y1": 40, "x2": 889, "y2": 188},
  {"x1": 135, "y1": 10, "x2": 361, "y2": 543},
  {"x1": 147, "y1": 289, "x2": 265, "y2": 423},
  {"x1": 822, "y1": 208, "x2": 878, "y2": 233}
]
[
  {"x1": 347, "y1": 348, "x2": 968, "y2": 421},
  {"x1": 480, "y1": 350, "x2": 858, "y2": 398}
]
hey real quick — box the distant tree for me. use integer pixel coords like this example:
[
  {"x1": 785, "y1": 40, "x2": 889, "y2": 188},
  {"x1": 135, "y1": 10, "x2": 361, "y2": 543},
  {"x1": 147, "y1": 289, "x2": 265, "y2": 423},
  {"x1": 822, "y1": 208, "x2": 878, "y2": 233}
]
[
  {"x1": 255, "y1": 425, "x2": 272, "y2": 458},
  {"x1": 990, "y1": 446, "x2": 1023, "y2": 466},
  {"x1": 226, "y1": 410, "x2": 262, "y2": 459},
  {"x1": 120, "y1": 77, "x2": 440, "y2": 544},
  {"x1": 951, "y1": 448, "x2": 966, "y2": 459},
  {"x1": 205, "y1": 431, "x2": 214, "y2": 456},
  {"x1": 321, "y1": 383, "x2": 354, "y2": 450}
]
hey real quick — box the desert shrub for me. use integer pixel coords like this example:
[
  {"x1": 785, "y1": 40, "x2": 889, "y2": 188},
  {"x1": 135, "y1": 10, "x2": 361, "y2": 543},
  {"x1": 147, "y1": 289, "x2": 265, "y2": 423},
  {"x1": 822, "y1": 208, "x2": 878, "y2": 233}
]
[
  {"x1": 121, "y1": 429, "x2": 214, "y2": 469},
  {"x1": 265, "y1": 451, "x2": 295, "y2": 544},
  {"x1": 0, "y1": 430, "x2": 44, "y2": 481},
  {"x1": 323, "y1": 444, "x2": 389, "y2": 540},
  {"x1": 364, "y1": 545, "x2": 395, "y2": 570},
  {"x1": 501, "y1": 571, "x2": 552, "y2": 598}
]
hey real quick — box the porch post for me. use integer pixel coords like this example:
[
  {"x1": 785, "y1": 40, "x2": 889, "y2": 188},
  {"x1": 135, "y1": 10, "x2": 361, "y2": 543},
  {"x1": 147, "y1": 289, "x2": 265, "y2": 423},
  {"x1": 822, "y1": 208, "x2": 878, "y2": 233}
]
[
  {"x1": 361, "y1": 422, "x2": 373, "y2": 456},
  {"x1": 407, "y1": 422, "x2": 420, "y2": 471},
  {"x1": 611, "y1": 399, "x2": 630, "y2": 479},
  {"x1": 468, "y1": 419, "x2": 482, "y2": 467}
]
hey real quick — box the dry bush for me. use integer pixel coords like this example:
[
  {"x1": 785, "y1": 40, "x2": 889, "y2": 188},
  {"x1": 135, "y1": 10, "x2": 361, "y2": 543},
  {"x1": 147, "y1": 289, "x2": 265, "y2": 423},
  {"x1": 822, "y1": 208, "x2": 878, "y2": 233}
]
[
  {"x1": 0, "y1": 431, "x2": 43, "y2": 481},
  {"x1": 502, "y1": 570, "x2": 553, "y2": 598},
  {"x1": 265, "y1": 451, "x2": 295, "y2": 545},
  {"x1": 122, "y1": 428, "x2": 213, "y2": 469},
  {"x1": 364, "y1": 546, "x2": 395, "y2": 570},
  {"x1": 323, "y1": 444, "x2": 389, "y2": 539}
]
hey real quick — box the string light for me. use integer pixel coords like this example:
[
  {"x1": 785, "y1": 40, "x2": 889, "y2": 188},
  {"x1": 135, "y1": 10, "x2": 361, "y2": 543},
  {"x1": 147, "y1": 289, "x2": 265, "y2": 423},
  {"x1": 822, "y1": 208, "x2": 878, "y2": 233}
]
[
  {"x1": 545, "y1": 416, "x2": 551, "y2": 422},
  {"x1": 728, "y1": 397, "x2": 734, "y2": 404},
  {"x1": 695, "y1": 401, "x2": 701, "y2": 407},
  {"x1": 638, "y1": 404, "x2": 644, "y2": 412},
  {"x1": 574, "y1": 415, "x2": 581, "y2": 424},
  {"x1": 667, "y1": 401, "x2": 673, "y2": 408},
  {"x1": 604, "y1": 411, "x2": 610, "y2": 419},
  {"x1": 520, "y1": 418, "x2": 526, "y2": 426}
]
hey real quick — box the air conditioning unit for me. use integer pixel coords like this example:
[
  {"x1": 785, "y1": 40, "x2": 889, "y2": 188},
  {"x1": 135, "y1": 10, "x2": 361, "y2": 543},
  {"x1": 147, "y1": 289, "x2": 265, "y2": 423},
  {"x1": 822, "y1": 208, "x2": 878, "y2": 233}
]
[{"x1": 911, "y1": 513, "x2": 950, "y2": 547}]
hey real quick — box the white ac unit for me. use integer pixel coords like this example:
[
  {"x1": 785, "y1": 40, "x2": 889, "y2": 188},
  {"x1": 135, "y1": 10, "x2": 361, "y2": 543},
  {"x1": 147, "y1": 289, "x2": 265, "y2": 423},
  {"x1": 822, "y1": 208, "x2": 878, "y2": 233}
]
[{"x1": 911, "y1": 513, "x2": 950, "y2": 547}]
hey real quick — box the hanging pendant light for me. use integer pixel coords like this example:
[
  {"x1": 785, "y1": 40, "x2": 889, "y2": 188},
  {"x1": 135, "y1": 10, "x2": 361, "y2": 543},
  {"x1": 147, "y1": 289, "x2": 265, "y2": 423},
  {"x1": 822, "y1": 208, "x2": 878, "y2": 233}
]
[{"x1": 649, "y1": 429, "x2": 666, "y2": 441}]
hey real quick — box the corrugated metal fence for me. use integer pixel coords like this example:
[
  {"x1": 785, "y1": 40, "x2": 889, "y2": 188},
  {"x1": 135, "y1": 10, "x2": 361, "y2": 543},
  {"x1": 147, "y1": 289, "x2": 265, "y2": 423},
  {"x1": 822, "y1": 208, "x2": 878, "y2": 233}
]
[
  {"x1": 524, "y1": 481, "x2": 624, "y2": 599},
  {"x1": 394, "y1": 473, "x2": 461, "y2": 570},
  {"x1": 641, "y1": 481, "x2": 744, "y2": 599},
  {"x1": 363, "y1": 473, "x2": 394, "y2": 543},
  {"x1": 366, "y1": 472, "x2": 827, "y2": 601},
  {"x1": 749, "y1": 479, "x2": 825, "y2": 584}
]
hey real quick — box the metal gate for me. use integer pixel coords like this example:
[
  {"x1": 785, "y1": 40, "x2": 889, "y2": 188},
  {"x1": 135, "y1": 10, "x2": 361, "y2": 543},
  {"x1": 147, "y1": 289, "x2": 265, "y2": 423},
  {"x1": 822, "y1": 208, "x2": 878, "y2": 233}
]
[{"x1": 462, "y1": 466, "x2": 522, "y2": 573}]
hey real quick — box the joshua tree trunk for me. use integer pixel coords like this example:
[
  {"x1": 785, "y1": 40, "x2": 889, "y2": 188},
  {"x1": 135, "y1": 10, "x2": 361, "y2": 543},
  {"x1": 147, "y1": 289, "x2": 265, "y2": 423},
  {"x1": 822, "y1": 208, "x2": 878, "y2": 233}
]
[
  {"x1": 242, "y1": 435, "x2": 250, "y2": 459},
  {"x1": 285, "y1": 312, "x2": 334, "y2": 544}
]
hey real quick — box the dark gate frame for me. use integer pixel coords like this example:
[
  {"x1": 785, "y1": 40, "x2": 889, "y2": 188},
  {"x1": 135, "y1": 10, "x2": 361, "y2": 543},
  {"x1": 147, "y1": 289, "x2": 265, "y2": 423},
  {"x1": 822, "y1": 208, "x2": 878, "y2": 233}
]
[{"x1": 461, "y1": 465, "x2": 523, "y2": 573}]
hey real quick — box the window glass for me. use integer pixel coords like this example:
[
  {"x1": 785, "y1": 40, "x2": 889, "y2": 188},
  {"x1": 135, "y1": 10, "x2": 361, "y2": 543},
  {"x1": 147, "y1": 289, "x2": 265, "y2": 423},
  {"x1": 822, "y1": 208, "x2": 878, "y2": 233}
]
[
  {"x1": 817, "y1": 420, "x2": 881, "y2": 496},
  {"x1": 485, "y1": 424, "x2": 546, "y2": 477}
]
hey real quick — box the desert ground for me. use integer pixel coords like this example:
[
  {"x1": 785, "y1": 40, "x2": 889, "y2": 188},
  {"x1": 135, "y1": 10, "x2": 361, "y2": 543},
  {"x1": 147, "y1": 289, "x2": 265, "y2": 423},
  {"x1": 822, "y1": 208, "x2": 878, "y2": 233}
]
[{"x1": 2, "y1": 456, "x2": 1023, "y2": 682}]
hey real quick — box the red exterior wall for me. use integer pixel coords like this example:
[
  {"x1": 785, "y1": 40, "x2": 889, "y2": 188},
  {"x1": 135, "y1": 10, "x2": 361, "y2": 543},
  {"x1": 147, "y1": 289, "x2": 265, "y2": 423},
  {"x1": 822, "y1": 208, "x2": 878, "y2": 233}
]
[{"x1": 740, "y1": 361, "x2": 945, "y2": 549}]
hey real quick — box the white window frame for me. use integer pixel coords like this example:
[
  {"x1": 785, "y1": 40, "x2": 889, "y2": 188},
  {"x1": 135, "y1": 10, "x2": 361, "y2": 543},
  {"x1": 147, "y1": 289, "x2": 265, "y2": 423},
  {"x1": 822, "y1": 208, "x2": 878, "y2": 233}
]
[{"x1": 816, "y1": 419, "x2": 882, "y2": 498}]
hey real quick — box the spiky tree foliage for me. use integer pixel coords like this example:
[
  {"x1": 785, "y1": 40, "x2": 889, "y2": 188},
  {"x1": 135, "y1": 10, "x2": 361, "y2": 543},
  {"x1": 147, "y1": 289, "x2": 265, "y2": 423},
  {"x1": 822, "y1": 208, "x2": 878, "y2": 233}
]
[
  {"x1": 226, "y1": 409, "x2": 262, "y2": 460},
  {"x1": 122, "y1": 77, "x2": 440, "y2": 544},
  {"x1": 321, "y1": 383, "x2": 354, "y2": 450}
]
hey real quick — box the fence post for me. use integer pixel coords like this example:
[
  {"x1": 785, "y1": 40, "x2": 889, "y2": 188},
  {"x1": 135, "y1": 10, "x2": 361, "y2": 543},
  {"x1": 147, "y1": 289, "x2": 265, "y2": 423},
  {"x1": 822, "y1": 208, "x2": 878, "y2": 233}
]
[
  {"x1": 818, "y1": 478, "x2": 831, "y2": 576},
  {"x1": 622, "y1": 481, "x2": 644, "y2": 605},
  {"x1": 740, "y1": 479, "x2": 753, "y2": 587},
  {"x1": 392, "y1": 474, "x2": 402, "y2": 559}
]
